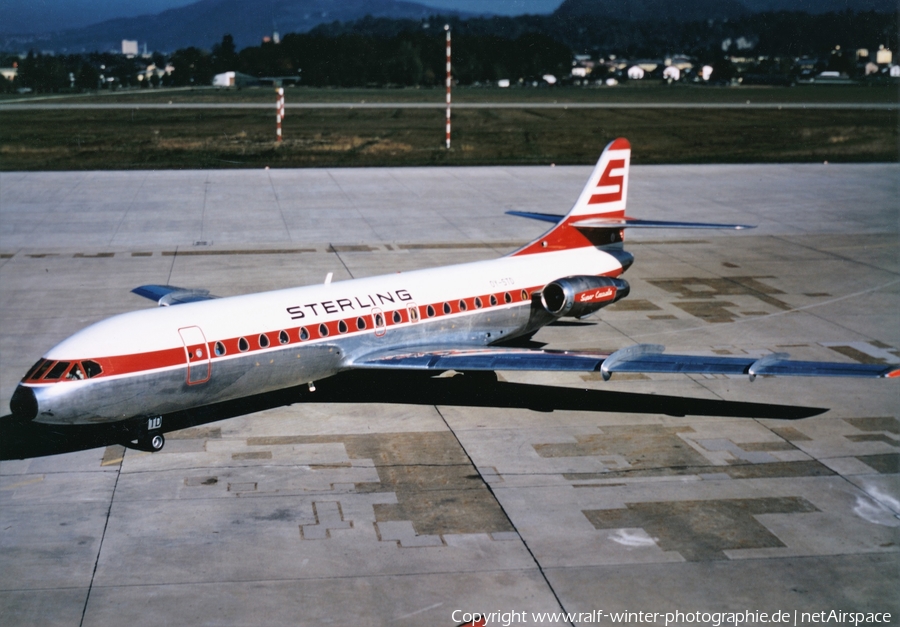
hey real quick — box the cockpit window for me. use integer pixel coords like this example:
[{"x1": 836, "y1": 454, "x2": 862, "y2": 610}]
[
  {"x1": 82, "y1": 360, "x2": 103, "y2": 378},
  {"x1": 24, "y1": 359, "x2": 46, "y2": 380},
  {"x1": 44, "y1": 361, "x2": 71, "y2": 380},
  {"x1": 31, "y1": 360, "x2": 54, "y2": 381},
  {"x1": 66, "y1": 363, "x2": 86, "y2": 380}
]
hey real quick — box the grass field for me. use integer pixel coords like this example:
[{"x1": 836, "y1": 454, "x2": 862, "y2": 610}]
[{"x1": 1, "y1": 85, "x2": 897, "y2": 169}]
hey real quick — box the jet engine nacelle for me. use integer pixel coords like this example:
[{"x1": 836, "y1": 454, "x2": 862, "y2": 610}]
[{"x1": 541, "y1": 276, "x2": 630, "y2": 318}]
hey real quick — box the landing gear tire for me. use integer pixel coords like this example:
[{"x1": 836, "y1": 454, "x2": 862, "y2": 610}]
[
  {"x1": 140, "y1": 432, "x2": 165, "y2": 452},
  {"x1": 149, "y1": 433, "x2": 165, "y2": 452}
]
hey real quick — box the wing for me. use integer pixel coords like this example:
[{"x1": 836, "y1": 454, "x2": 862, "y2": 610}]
[
  {"x1": 132, "y1": 284, "x2": 219, "y2": 306},
  {"x1": 353, "y1": 344, "x2": 899, "y2": 380}
]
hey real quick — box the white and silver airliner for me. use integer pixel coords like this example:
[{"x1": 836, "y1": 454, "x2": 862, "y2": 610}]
[{"x1": 10, "y1": 139, "x2": 897, "y2": 451}]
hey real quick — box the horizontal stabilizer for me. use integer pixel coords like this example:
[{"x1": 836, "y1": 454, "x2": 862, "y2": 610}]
[
  {"x1": 507, "y1": 212, "x2": 754, "y2": 231},
  {"x1": 572, "y1": 218, "x2": 755, "y2": 230},
  {"x1": 132, "y1": 284, "x2": 218, "y2": 306},
  {"x1": 354, "y1": 345, "x2": 898, "y2": 380},
  {"x1": 506, "y1": 210, "x2": 565, "y2": 224}
]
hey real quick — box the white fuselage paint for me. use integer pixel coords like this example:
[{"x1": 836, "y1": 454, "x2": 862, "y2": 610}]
[{"x1": 22, "y1": 247, "x2": 623, "y2": 425}]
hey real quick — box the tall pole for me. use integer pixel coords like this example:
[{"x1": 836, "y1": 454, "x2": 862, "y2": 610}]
[
  {"x1": 445, "y1": 24, "x2": 451, "y2": 150},
  {"x1": 276, "y1": 86, "x2": 284, "y2": 142}
]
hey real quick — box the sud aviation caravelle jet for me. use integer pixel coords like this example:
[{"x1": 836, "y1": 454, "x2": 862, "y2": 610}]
[{"x1": 9, "y1": 139, "x2": 898, "y2": 452}]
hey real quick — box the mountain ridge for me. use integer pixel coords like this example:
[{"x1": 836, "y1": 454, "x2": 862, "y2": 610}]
[
  {"x1": 1, "y1": 0, "x2": 466, "y2": 53},
  {"x1": 2, "y1": 0, "x2": 896, "y2": 54}
]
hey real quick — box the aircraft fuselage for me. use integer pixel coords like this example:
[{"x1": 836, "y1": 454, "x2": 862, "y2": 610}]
[{"x1": 11, "y1": 247, "x2": 624, "y2": 426}]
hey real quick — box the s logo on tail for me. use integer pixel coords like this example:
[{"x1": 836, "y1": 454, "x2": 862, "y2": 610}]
[
  {"x1": 572, "y1": 137, "x2": 631, "y2": 217},
  {"x1": 590, "y1": 158, "x2": 626, "y2": 205}
]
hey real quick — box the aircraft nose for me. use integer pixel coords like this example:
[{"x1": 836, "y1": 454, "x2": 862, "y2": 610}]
[{"x1": 10, "y1": 385, "x2": 38, "y2": 421}]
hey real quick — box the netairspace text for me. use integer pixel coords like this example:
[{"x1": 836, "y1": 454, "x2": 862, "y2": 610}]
[{"x1": 451, "y1": 609, "x2": 893, "y2": 626}]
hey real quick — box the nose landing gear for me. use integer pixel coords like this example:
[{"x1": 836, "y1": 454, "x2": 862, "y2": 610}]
[
  {"x1": 140, "y1": 432, "x2": 165, "y2": 452},
  {"x1": 124, "y1": 416, "x2": 166, "y2": 452}
]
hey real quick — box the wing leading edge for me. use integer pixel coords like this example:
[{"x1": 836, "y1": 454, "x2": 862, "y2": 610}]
[{"x1": 354, "y1": 344, "x2": 899, "y2": 380}]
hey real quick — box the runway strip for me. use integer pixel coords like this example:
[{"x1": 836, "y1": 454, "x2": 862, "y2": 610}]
[{"x1": 1, "y1": 101, "x2": 897, "y2": 110}]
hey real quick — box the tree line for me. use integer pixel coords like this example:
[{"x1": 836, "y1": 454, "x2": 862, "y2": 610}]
[
  {"x1": 2, "y1": 9, "x2": 896, "y2": 93},
  {"x1": 169, "y1": 30, "x2": 572, "y2": 88}
]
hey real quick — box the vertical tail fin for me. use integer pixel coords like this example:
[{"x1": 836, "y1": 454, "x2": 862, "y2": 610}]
[
  {"x1": 511, "y1": 138, "x2": 631, "y2": 256},
  {"x1": 570, "y1": 137, "x2": 631, "y2": 218}
]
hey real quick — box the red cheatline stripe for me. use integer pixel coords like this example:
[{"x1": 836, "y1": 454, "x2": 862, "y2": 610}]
[{"x1": 27, "y1": 284, "x2": 584, "y2": 384}]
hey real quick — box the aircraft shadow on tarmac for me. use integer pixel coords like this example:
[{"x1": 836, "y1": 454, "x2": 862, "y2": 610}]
[{"x1": 0, "y1": 370, "x2": 827, "y2": 461}]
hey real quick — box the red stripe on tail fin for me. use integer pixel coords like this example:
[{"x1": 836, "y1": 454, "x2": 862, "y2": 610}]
[{"x1": 511, "y1": 138, "x2": 631, "y2": 256}]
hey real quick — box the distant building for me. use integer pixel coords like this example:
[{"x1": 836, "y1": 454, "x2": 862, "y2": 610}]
[
  {"x1": 662, "y1": 66, "x2": 681, "y2": 81},
  {"x1": 122, "y1": 40, "x2": 138, "y2": 56},
  {"x1": 213, "y1": 71, "x2": 262, "y2": 88},
  {"x1": 634, "y1": 60, "x2": 660, "y2": 72},
  {"x1": 666, "y1": 56, "x2": 694, "y2": 71}
]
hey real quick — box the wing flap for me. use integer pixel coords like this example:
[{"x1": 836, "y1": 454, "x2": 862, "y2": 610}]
[
  {"x1": 355, "y1": 347, "x2": 609, "y2": 372},
  {"x1": 354, "y1": 345, "x2": 898, "y2": 379},
  {"x1": 132, "y1": 284, "x2": 218, "y2": 306}
]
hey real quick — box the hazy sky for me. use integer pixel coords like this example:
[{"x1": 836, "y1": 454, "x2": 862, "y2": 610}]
[{"x1": 1, "y1": 0, "x2": 565, "y2": 33}]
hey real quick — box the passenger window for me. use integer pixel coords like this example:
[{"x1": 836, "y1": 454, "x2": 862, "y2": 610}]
[
  {"x1": 319, "y1": 323, "x2": 329, "y2": 337},
  {"x1": 409, "y1": 306, "x2": 420, "y2": 322},
  {"x1": 374, "y1": 313, "x2": 384, "y2": 327},
  {"x1": 45, "y1": 361, "x2": 71, "y2": 380},
  {"x1": 474, "y1": 297, "x2": 483, "y2": 309},
  {"x1": 426, "y1": 305, "x2": 435, "y2": 318},
  {"x1": 66, "y1": 363, "x2": 86, "y2": 380},
  {"x1": 357, "y1": 317, "x2": 367, "y2": 330},
  {"x1": 490, "y1": 294, "x2": 498, "y2": 306},
  {"x1": 338, "y1": 320, "x2": 348, "y2": 334},
  {"x1": 443, "y1": 302, "x2": 451, "y2": 314},
  {"x1": 238, "y1": 337, "x2": 249, "y2": 352},
  {"x1": 458, "y1": 299, "x2": 468, "y2": 311},
  {"x1": 215, "y1": 341, "x2": 226, "y2": 356},
  {"x1": 83, "y1": 360, "x2": 102, "y2": 378},
  {"x1": 520, "y1": 290, "x2": 529, "y2": 301},
  {"x1": 300, "y1": 327, "x2": 309, "y2": 341},
  {"x1": 392, "y1": 311, "x2": 402, "y2": 324},
  {"x1": 259, "y1": 334, "x2": 270, "y2": 348},
  {"x1": 504, "y1": 292, "x2": 512, "y2": 303},
  {"x1": 279, "y1": 330, "x2": 289, "y2": 344}
]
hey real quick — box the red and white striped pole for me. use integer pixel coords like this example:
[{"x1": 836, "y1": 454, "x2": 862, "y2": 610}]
[
  {"x1": 276, "y1": 87, "x2": 284, "y2": 142},
  {"x1": 445, "y1": 24, "x2": 451, "y2": 150}
]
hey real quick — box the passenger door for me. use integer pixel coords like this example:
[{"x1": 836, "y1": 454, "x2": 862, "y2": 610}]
[{"x1": 178, "y1": 326, "x2": 211, "y2": 384}]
